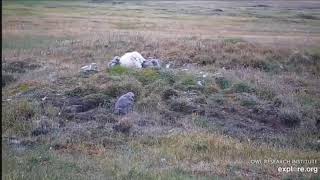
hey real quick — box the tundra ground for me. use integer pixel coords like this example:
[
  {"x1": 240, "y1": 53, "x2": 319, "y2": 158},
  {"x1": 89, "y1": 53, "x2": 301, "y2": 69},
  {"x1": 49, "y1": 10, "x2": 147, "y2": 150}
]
[{"x1": 2, "y1": 0, "x2": 320, "y2": 179}]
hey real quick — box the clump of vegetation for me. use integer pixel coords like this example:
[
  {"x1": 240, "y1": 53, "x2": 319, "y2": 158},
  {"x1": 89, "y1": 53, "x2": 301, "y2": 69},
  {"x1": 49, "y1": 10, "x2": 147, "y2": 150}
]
[
  {"x1": 180, "y1": 75, "x2": 197, "y2": 86},
  {"x1": 6, "y1": 81, "x2": 41, "y2": 96},
  {"x1": 203, "y1": 84, "x2": 219, "y2": 95},
  {"x1": 231, "y1": 82, "x2": 255, "y2": 93},
  {"x1": 215, "y1": 77, "x2": 232, "y2": 89},
  {"x1": 279, "y1": 109, "x2": 302, "y2": 128},
  {"x1": 136, "y1": 94, "x2": 162, "y2": 112},
  {"x1": 82, "y1": 93, "x2": 112, "y2": 109},
  {"x1": 193, "y1": 116, "x2": 211, "y2": 129},
  {"x1": 161, "y1": 88, "x2": 178, "y2": 100},
  {"x1": 174, "y1": 73, "x2": 199, "y2": 91},
  {"x1": 18, "y1": 83, "x2": 31, "y2": 93},
  {"x1": 134, "y1": 69, "x2": 161, "y2": 85},
  {"x1": 255, "y1": 88, "x2": 276, "y2": 101},
  {"x1": 240, "y1": 99, "x2": 257, "y2": 108},
  {"x1": 158, "y1": 70, "x2": 176, "y2": 85},
  {"x1": 105, "y1": 77, "x2": 143, "y2": 98},
  {"x1": 43, "y1": 104, "x2": 60, "y2": 118},
  {"x1": 206, "y1": 94, "x2": 225, "y2": 105},
  {"x1": 193, "y1": 54, "x2": 216, "y2": 65},
  {"x1": 287, "y1": 52, "x2": 312, "y2": 66},
  {"x1": 285, "y1": 51, "x2": 320, "y2": 75},
  {"x1": 223, "y1": 38, "x2": 245, "y2": 44},
  {"x1": 243, "y1": 59, "x2": 282, "y2": 73},
  {"x1": 2, "y1": 144, "x2": 98, "y2": 180},
  {"x1": 169, "y1": 97, "x2": 197, "y2": 114},
  {"x1": 2, "y1": 100, "x2": 38, "y2": 136},
  {"x1": 107, "y1": 66, "x2": 133, "y2": 76},
  {"x1": 65, "y1": 85, "x2": 99, "y2": 97},
  {"x1": 143, "y1": 79, "x2": 171, "y2": 97},
  {"x1": 113, "y1": 117, "x2": 133, "y2": 134}
]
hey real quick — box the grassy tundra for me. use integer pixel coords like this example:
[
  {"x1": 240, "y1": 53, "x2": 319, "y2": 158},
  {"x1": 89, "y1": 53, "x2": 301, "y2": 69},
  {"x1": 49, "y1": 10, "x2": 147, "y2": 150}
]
[{"x1": 2, "y1": 0, "x2": 320, "y2": 179}]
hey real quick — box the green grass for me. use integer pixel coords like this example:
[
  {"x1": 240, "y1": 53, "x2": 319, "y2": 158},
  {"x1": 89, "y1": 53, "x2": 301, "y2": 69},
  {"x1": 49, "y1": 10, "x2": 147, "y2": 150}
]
[
  {"x1": 180, "y1": 75, "x2": 197, "y2": 86},
  {"x1": 223, "y1": 38, "x2": 245, "y2": 44},
  {"x1": 173, "y1": 73, "x2": 199, "y2": 91},
  {"x1": 2, "y1": 100, "x2": 38, "y2": 136},
  {"x1": 105, "y1": 77, "x2": 143, "y2": 98},
  {"x1": 193, "y1": 116, "x2": 211, "y2": 129},
  {"x1": 134, "y1": 69, "x2": 161, "y2": 85},
  {"x1": 2, "y1": 144, "x2": 106, "y2": 180},
  {"x1": 240, "y1": 99, "x2": 257, "y2": 108},
  {"x1": 215, "y1": 77, "x2": 232, "y2": 90},
  {"x1": 109, "y1": 166, "x2": 214, "y2": 180},
  {"x1": 4, "y1": 133, "x2": 311, "y2": 180},
  {"x1": 3, "y1": 132, "x2": 320, "y2": 179},
  {"x1": 255, "y1": 88, "x2": 276, "y2": 101},
  {"x1": 231, "y1": 82, "x2": 255, "y2": 93},
  {"x1": 107, "y1": 66, "x2": 133, "y2": 76}
]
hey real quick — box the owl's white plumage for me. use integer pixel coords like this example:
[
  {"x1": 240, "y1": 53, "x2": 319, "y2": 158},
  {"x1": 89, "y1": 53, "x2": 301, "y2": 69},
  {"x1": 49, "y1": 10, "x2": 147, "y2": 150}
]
[{"x1": 119, "y1": 51, "x2": 145, "y2": 68}]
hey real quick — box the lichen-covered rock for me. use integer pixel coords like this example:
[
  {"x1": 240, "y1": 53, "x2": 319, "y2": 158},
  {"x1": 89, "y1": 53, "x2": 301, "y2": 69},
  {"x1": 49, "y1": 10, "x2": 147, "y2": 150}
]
[{"x1": 114, "y1": 92, "x2": 135, "y2": 115}]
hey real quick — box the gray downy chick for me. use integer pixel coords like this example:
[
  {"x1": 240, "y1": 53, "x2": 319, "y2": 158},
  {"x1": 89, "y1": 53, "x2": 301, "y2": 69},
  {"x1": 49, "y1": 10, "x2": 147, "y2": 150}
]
[
  {"x1": 108, "y1": 56, "x2": 121, "y2": 68},
  {"x1": 114, "y1": 92, "x2": 135, "y2": 115},
  {"x1": 142, "y1": 59, "x2": 161, "y2": 69}
]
